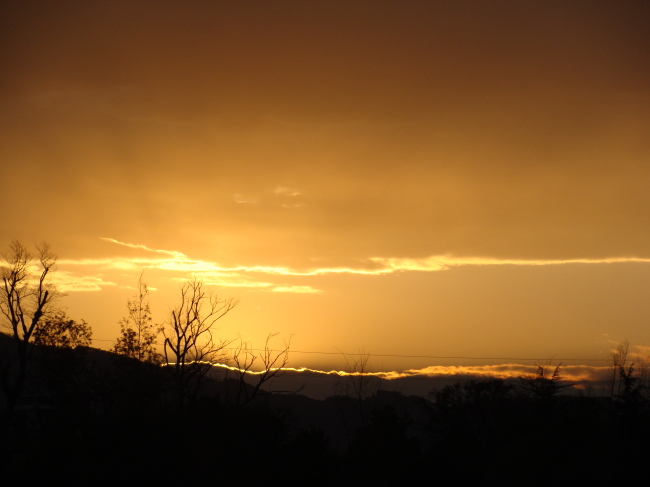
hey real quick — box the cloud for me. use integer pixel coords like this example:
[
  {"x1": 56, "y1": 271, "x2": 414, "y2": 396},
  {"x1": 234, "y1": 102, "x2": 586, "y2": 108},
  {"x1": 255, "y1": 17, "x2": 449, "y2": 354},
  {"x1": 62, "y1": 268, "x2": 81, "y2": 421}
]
[
  {"x1": 274, "y1": 186, "x2": 302, "y2": 197},
  {"x1": 174, "y1": 274, "x2": 322, "y2": 294},
  {"x1": 210, "y1": 361, "x2": 612, "y2": 384},
  {"x1": 60, "y1": 239, "x2": 322, "y2": 293},
  {"x1": 271, "y1": 285, "x2": 322, "y2": 294},
  {"x1": 205, "y1": 362, "x2": 618, "y2": 400},
  {"x1": 273, "y1": 186, "x2": 303, "y2": 208},
  {"x1": 399, "y1": 364, "x2": 611, "y2": 382},
  {"x1": 177, "y1": 272, "x2": 274, "y2": 289},
  {"x1": 50, "y1": 271, "x2": 118, "y2": 292},
  {"x1": 225, "y1": 362, "x2": 611, "y2": 383},
  {"x1": 231, "y1": 187, "x2": 302, "y2": 207},
  {"x1": 370, "y1": 255, "x2": 650, "y2": 272},
  {"x1": 233, "y1": 193, "x2": 258, "y2": 204},
  {"x1": 58, "y1": 257, "x2": 143, "y2": 270},
  {"x1": 100, "y1": 237, "x2": 185, "y2": 259},
  {"x1": 56, "y1": 238, "x2": 650, "y2": 296}
]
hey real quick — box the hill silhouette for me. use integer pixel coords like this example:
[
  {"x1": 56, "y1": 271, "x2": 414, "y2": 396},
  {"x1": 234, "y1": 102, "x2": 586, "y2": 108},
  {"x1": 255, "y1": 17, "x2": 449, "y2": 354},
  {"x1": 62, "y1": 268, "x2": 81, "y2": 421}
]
[{"x1": 2, "y1": 333, "x2": 650, "y2": 484}]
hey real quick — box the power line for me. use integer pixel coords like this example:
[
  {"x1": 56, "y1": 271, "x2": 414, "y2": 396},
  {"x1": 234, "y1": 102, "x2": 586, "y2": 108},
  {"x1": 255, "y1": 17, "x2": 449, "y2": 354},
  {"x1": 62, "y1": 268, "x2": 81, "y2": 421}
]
[
  {"x1": 89, "y1": 338, "x2": 612, "y2": 363},
  {"x1": 282, "y1": 349, "x2": 610, "y2": 362}
]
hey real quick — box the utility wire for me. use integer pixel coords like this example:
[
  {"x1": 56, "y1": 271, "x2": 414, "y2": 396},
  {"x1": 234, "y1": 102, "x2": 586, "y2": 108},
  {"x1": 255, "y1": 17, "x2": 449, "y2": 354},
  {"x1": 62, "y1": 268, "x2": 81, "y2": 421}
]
[{"x1": 89, "y1": 337, "x2": 612, "y2": 363}]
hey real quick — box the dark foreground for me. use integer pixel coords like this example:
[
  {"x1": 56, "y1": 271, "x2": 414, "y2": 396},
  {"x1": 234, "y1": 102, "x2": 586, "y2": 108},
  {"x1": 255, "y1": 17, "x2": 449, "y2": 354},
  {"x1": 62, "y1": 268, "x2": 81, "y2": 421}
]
[{"x1": 2, "y1": 345, "x2": 649, "y2": 485}]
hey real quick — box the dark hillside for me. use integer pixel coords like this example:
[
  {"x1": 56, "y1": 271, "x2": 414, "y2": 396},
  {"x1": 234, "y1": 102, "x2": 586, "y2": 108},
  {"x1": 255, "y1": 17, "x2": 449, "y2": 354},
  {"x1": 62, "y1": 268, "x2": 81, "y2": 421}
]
[{"x1": 2, "y1": 335, "x2": 650, "y2": 484}]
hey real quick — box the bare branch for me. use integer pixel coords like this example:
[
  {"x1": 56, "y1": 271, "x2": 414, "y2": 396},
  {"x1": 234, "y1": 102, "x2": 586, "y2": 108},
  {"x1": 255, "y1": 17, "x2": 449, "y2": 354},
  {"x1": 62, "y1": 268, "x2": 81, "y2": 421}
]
[
  {"x1": 231, "y1": 333, "x2": 293, "y2": 406},
  {"x1": 163, "y1": 278, "x2": 238, "y2": 409},
  {"x1": 0, "y1": 241, "x2": 60, "y2": 418}
]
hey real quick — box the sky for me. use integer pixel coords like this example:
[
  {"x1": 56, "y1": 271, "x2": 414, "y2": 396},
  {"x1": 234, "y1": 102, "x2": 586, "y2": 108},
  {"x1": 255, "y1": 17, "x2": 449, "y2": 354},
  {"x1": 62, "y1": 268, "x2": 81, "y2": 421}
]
[{"x1": 1, "y1": 1, "x2": 650, "y2": 379}]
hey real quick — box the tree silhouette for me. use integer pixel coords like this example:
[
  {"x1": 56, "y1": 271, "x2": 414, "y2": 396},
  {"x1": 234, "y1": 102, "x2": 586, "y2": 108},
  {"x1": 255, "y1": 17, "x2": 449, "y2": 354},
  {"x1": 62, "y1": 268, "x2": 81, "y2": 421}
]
[
  {"x1": 163, "y1": 278, "x2": 237, "y2": 409},
  {"x1": 520, "y1": 361, "x2": 573, "y2": 404},
  {"x1": 336, "y1": 349, "x2": 381, "y2": 432},
  {"x1": 231, "y1": 333, "x2": 293, "y2": 406},
  {"x1": 617, "y1": 362, "x2": 642, "y2": 405},
  {"x1": 0, "y1": 241, "x2": 59, "y2": 418},
  {"x1": 34, "y1": 310, "x2": 92, "y2": 349},
  {"x1": 113, "y1": 272, "x2": 161, "y2": 363},
  {"x1": 609, "y1": 339, "x2": 630, "y2": 398}
]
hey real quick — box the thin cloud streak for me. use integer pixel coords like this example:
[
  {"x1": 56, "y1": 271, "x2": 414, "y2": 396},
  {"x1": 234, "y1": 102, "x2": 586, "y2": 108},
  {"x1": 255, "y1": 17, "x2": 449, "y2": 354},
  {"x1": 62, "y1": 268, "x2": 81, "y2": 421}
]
[
  {"x1": 271, "y1": 285, "x2": 322, "y2": 294},
  {"x1": 49, "y1": 272, "x2": 118, "y2": 292},
  {"x1": 401, "y1": 364, "x2": 611, "y2": 383},
  {"x1": 372, "y1": 256, "x2": 650, "y2": 273},
  {"x1": 102, "y1": 238, "x2": 650, "y2": 275},
  {"x1": 209, "y1": 362, "x2": 613, "y2": 383},
  {"x1": 0, "y1": 260, "x2": 119, "y2": 293},
  {"x1": 274, "y1": 186, "x2": 302, "y2": 197},
  {"x1": 100, "y1": 237, "x2": 185, "y2": 258},
  {"x1": 55, "y1": 238, "x2": 650, "y2": 294},
  {"x1": 58, "y1": 238, "x2": 326, "y2": 293}
]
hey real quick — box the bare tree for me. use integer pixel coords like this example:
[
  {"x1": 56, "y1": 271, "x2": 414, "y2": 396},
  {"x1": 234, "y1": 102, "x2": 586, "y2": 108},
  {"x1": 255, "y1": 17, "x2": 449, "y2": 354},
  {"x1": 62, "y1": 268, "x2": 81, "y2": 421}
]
[
  {"x1": 609, "y1": 348, "x2": 620, "y2": 398},
  {"x1": 637, "y1": 351, "x2": 650, "y2": 399},
  {"x1": 338, "y1": 348, "x2": 379, "y2": 403},
  {"x1": 231, "y1": 333, "x2": 293, "y2": 406},
  {"x1": 608, "y1": 339, "x2": 630, "y2": 399},
  {"x1": 113, "y1": 272, "x2": 161, "y2": 363},
  {"x1": 0, "y1": 241, "x2": 59, "y2": 417},
  {"x1": 335, "y1": 348, "x2": 380, "y2": 430},
  {"x1": 163, "y1": 278, "x2": 237, "y2": 409}
]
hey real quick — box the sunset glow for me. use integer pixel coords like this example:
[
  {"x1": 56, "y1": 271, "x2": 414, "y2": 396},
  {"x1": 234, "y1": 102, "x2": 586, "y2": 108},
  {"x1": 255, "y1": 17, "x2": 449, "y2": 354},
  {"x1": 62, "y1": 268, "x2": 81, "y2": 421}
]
[{"x1": 2, "y1": 0, "x2": 649, "y2": 378}]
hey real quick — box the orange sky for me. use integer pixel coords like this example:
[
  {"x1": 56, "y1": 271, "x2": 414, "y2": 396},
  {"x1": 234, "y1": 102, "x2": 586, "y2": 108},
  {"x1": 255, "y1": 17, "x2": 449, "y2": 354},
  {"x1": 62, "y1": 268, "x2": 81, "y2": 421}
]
[{"x1": 2, "y1": 1, "x2": 649, "y2": 373}]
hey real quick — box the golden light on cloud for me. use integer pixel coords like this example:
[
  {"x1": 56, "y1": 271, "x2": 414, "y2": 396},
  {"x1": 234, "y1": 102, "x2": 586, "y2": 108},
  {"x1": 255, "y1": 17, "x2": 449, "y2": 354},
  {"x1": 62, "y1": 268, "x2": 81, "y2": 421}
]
[
  {"x1": 54, "y1": 238, "x2": 650, "y2": 302},
  {"x1": 99, "y1": 238, "x2": 185, "y2": 259},
  {"x1": 59, "y1": 238, "x2": 328, "y2": 293},
  {"x1": 83, "y1": 238, "x2": 650, "y2": 278},
  {"x1": 371, "y1": 256, "x2": 650, "y2": 272},
  {"x1": 49, "y1": 272, "x2": 118, "y2": 293},
  {"x1": 274, "y1": 186, "x2": 302, "y2": 197},
  {"x1": 399, "y1": 364, "x2": 611, "y2": 383},
  {"x1": 206, "y1": 361, "x2": 612, "y2": 385},
  {"x1": 270, "y1": 285, "x2": 321, "y2": 294},
  {"x1": 233, "y1": 194, "x2": 259, "y2": 204}
]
